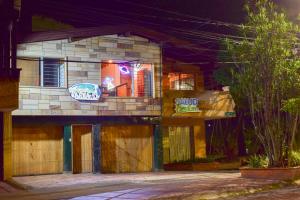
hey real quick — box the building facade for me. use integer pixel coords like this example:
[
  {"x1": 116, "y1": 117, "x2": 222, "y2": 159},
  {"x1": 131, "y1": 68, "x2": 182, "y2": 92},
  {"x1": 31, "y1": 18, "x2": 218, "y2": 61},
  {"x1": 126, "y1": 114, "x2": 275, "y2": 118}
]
[
  {"x1": 161, "y1": 58, "x2": 235, "y2": 164},
  {"x1": 13, "y1": 34, "x2": 162, "y2": 175},
  {"x1": 13, "y1": 30, "x2": 235, "y2": 176}
]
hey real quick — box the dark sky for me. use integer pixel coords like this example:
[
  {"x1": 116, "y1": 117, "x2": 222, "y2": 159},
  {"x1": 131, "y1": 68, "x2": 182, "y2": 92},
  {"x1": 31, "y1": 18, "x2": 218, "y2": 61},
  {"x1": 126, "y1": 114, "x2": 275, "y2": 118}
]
[
  {"x1": 24, "y1": 0, "x2": 300, "y2": 88},
  {"x1": 29, "y1": 0, "x2": 300, "y2": 27}
]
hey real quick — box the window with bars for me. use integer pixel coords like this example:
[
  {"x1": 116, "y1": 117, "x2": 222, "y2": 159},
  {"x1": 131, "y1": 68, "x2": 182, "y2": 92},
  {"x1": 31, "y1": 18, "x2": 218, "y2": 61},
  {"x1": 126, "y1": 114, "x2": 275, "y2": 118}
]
[
  {"x1": 17, "y1": 58, "x2": 66, "y2": 87},
  {"x1": 42, "y1": 58, "x2": 65, "y2": 87},
  {"x1": 168, "y1": 73, "x2": 195, "y2": 90}
]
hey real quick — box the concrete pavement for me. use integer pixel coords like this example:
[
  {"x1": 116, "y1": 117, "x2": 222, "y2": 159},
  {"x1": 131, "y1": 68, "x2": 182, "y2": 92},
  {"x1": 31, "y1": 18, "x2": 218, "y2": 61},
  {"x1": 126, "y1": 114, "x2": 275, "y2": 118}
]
[
  {"x1": 229, "y1": 186, "x2": 300, "y2": 200},
  {"x1": 0, "y1": 171, "x2": 289, "y2": 200}
]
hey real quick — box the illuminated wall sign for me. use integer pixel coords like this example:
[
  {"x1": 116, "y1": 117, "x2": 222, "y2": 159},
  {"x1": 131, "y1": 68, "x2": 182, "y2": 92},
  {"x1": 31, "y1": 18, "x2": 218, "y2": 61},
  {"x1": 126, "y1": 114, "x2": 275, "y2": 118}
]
[
  {"x1": 118, "y1": 65, "x2": 130, "y2": 74},
  {"x1": 69, "y1": 83, "x2": 101, "y2": 101},
  {"x1": 175, "y1": 98, "x2": 199, "y2": 113}
]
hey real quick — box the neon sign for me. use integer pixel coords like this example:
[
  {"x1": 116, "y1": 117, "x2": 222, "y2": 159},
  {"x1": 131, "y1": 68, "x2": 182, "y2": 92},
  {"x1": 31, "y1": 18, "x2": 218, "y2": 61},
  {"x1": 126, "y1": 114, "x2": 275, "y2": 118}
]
[
  {"x1": 118, "y1": 65, "x2": 130, "y2": 74},
  {"x1": 69, "y1": 83, "x2": 101, "y2": 101},
  {"x1": 175, "y1": 98, "x2": 199, "y2": 113},
  {"x1": 102, "y1": 77, "x2": 115, "y2": 90}
]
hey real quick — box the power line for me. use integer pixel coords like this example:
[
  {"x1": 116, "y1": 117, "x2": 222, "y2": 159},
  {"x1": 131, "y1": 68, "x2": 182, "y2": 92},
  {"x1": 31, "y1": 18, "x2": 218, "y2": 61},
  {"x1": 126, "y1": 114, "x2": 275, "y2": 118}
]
[
  {"x1": 33, "y1": 0, "x2": 300, "y2": 46},
  {"x1": 17, "y1": 57, "x2": 248, "y2": 66},
  {"x1": 113, "y1": 0, "x2": 243, "y2": 28}
]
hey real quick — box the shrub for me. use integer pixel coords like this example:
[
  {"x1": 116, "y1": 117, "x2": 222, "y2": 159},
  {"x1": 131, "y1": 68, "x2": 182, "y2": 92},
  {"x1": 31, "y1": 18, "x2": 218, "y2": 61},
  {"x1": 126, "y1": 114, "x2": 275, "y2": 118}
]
[
  {"x1": 290, "y1": 151, "x2": 300, "y2": 167},
  {"x1": 247, "y1": 155, "x2": 269, "y2": 168}
]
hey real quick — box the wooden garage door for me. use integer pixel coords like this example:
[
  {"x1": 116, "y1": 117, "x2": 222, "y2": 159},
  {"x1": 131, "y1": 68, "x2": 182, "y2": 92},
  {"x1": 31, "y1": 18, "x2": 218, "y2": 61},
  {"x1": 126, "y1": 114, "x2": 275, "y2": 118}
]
[
  {"x1": 72, "y1": 125, "x2": 92, "y2": 174},
  {"x1": 101, "y1": 125, "x2": 153, "y2": 173},
  {"x1": 169, "y1": 126, "x2": 191, "y2": 162},
  {"x1": 12, "y1": 125, "x2": 63, "y2": 176}
]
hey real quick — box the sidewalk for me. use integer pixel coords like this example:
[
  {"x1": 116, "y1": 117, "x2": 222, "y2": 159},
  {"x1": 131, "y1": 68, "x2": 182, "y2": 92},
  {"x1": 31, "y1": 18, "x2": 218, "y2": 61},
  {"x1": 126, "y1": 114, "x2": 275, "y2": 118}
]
[
  {"x1": 0, "y1": 171, "x2": 291, "y2": 200},
  {"x1": 0, "y1": 181, "x2": 21, "y2": 193}
]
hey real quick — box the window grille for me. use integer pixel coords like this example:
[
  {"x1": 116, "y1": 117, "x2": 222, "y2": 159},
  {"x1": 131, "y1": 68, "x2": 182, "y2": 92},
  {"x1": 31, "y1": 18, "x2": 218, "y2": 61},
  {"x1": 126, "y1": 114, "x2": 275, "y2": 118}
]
[{"x1": 42, "y1": 58, "x2": 65, "y2": 87}]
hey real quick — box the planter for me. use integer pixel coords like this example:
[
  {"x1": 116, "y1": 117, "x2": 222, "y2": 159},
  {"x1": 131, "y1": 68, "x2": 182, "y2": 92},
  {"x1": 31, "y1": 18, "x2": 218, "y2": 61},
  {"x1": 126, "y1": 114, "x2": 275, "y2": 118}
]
[
  {"x1": 240, "y1": 166, "x2": 300, "y2": 180},
  {"x1": 164, "y1": 163, "x2": 193, "y2": 171},
  {"x1": 164, "y1": 161, "x2": 240, "y2": 171}
]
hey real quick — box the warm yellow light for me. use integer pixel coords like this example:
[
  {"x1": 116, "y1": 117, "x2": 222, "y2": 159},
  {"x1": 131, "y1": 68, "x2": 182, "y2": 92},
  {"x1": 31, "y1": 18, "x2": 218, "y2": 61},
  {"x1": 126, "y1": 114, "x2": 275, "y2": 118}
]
[{"x1": 108, "y1": 60, "x2": 113, "y2": 63}]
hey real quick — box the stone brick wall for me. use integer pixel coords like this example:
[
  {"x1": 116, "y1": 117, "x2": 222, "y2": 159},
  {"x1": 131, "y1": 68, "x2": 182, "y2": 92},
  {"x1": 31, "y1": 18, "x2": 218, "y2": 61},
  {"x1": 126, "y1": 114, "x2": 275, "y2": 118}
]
[{"x1": 13, "y1": 35, "x2": 161, "y2": 116}]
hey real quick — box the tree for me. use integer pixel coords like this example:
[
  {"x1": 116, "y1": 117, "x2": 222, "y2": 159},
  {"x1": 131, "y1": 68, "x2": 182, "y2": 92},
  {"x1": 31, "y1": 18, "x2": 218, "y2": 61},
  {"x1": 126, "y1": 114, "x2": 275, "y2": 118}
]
[
  {"x1": 224, "y1": 0, "x2": 300, "y2": 167},
  {"x1": 213, "y1": 40, "x2": 250, "y2": 158}
]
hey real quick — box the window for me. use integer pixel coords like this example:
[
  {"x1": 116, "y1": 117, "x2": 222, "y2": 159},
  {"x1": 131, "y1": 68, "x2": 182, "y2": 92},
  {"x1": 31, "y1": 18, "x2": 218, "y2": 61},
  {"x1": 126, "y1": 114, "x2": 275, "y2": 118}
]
[
  {"x1": 101, "y1": 62, "x2": 153, "y2": 97},
  {"x1": 17, "y1": 58, "x2": 65, "y2": 87},
  {"x1": 168, "y1": 73, "x2": 195, "y2": 90},
  {"x1": 42, "y1": 58, "x2": 65, "y2": 87}
]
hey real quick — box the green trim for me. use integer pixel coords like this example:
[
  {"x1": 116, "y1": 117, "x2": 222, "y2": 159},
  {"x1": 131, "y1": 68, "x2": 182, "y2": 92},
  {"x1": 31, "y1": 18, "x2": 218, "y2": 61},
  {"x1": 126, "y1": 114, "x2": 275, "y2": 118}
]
[
  {"x1": 153, "y1": 124, "x2": 163, "y2": 170},
  {"x1": 63, "y1": 125, "x2": 72, "y2": 171},
  {"x1": 92, "y1": 124, "x2": 101, "y2": 173}
]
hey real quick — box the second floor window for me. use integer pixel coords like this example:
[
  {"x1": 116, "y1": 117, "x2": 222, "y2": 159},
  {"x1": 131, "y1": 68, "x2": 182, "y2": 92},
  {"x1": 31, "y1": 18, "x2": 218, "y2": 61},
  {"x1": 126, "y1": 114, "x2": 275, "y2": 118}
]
[
  {"x1": 42, "y1": 58, "x2": 65, "y2": 87},
  {"x1": 17, "y1": 57, "x2": 65, "y2": 88},
  {"x1": 168, "y1": 73, "x2": 195, "y2": 90},
  {"x1": 101, "y1": 62, "x2": 153, "y2": 97}
]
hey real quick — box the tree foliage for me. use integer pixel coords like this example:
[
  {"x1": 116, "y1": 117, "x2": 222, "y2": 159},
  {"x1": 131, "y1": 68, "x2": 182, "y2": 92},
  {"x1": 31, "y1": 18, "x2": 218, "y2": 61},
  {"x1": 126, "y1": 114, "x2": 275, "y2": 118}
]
[{"x1": 224, "y1": 0, "x2": 300, "y2": 167}]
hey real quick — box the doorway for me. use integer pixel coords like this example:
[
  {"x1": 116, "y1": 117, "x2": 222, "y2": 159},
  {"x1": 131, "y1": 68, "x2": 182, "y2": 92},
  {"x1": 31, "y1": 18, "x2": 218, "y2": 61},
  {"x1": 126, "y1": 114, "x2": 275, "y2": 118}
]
[{"x1": 72, "y1": 125, "x2": 92, "y2": 173}]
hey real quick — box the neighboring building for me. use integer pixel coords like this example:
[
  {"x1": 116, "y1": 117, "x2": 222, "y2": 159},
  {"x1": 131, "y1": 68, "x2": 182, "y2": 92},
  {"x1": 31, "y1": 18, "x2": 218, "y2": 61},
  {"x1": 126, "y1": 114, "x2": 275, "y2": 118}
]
[
  {"x1": 13, "y1": 26, "x2": 235, "y2": 176},
  {"x1": 0, "y1": 1, "x2": 21, "y2": 181},
  {"x1": 162, "y1": 58, "x2": 235, "y2": 164}
]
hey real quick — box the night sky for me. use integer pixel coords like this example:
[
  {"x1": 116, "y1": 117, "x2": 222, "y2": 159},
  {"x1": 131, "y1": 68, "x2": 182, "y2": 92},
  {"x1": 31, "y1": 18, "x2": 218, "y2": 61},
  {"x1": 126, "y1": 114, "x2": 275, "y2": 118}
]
[
  {"x1": 29, "y1": 0, "x2": 300, "y2": 27},
  {"x1": 22, "y1": 0, "x2": 300, "y2": 89}
]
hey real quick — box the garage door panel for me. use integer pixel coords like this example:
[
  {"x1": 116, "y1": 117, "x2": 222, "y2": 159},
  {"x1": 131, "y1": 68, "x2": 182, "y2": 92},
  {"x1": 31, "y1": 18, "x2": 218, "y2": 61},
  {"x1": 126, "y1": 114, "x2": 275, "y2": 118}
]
[
  {"x1": 102, "y1": 125, "x2": 153, "y2": 173},
  {"x1": 12, "y1": 125, "x2": 63, "y2": 176}
]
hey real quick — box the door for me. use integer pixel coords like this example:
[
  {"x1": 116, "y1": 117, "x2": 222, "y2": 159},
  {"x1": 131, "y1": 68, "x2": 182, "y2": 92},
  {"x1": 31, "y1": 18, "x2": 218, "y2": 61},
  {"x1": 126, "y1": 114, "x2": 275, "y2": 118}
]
[
  {"x1": 72, "y1": 125, "x2": 92, "y2": 173},
  {"x1": 168, "y1": 126, "x2": 191, "y2": 162}
]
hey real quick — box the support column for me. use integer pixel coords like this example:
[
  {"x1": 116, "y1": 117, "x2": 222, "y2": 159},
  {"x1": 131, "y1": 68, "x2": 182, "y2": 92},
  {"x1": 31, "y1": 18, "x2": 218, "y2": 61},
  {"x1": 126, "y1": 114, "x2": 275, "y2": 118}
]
[
  {"x1": 153, "y1": 124, "x2": 163, "y2": 171},
  {"x1": 194, "y1": 120, "x2": 206, "y2": 158},
  {"x1": 0, "y1": 112, "x2": 12, "y2": 181},
  {"x1": 0, "y1": 112, "x2": 3, "y2": 180},
  {"x1": 92, "y1": 124, "x2": 101, "y2": 173},
  {"x1": 63, "y1": 125, "x2": 72, "y2": 172}
]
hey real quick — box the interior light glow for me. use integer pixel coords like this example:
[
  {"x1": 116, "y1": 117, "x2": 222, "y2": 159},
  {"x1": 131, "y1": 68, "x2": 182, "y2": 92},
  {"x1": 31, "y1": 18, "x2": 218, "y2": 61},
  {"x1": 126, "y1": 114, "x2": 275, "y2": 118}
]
[{"x1": 133, "y1": 63, "x2": 143, "y2": 72}]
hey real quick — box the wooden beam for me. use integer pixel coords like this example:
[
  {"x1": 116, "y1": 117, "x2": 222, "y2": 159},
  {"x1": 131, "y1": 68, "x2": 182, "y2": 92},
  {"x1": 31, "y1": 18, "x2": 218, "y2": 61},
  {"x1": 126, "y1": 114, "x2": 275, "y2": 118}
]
[
  {"x1": 194, "y1": 121, "x2": 206, "y2": 158},
  {"x1": 92, "y1": 124, "x2": 101, "y2": 173},
  {"x1": 0, "y1": 112, "x2": 12, "y2": 180},
  {"x1": 0, "y1": 112, "x2": 3, "y2": 180}
]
